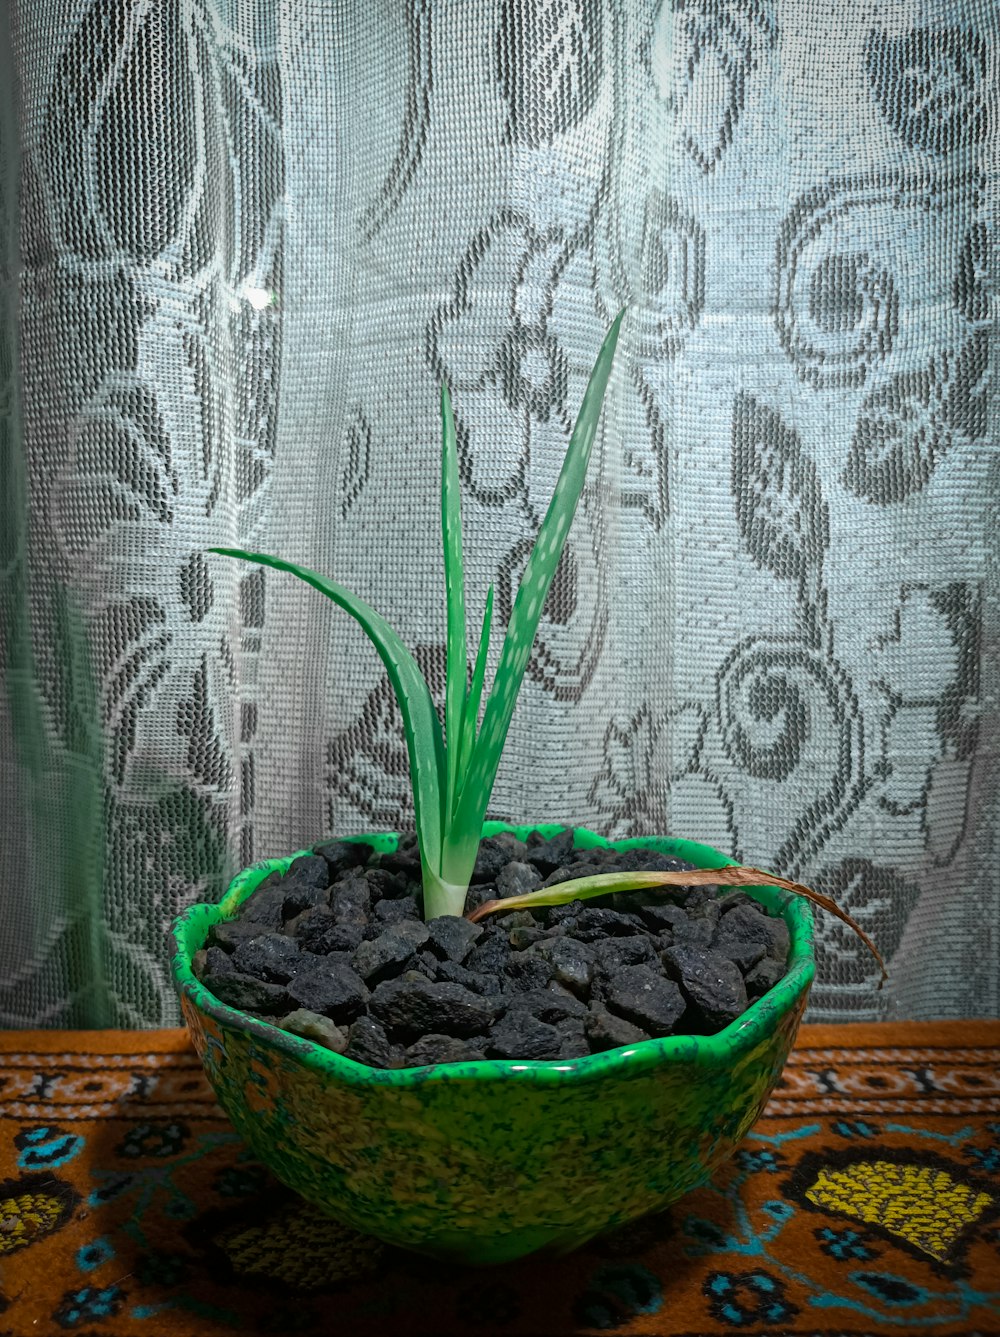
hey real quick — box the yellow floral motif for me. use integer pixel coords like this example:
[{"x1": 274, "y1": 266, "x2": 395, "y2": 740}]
[
  {"x1": 214, "y1": 1204, "x2": 383, "y2": 1290},
  {"x1": 806, "y1": 1160, "x2": 993, "y2": 1262},
  {"x1": 0, "y1": 1192, "x2": 66, "y2": 1254}
]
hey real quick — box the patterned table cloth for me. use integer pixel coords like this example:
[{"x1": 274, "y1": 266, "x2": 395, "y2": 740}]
[{"x1": 1, "y1": 1022, "x2": 998, "y2": 1336}]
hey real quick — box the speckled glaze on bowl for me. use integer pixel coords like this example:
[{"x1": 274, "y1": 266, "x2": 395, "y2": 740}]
[{"x1": 172, "y1": 824, "x2": 814, "y2": 1264}]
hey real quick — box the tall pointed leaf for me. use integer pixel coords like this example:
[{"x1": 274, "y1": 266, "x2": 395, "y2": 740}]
[
  {"x1": 440, "y1": 382, "x2": 466, "y2": 832},
  {"x1": 449, "y1": 309, "x2": 625, "y2": 856},
  {"x1": 209, "y1": 549, "x2": 446, "y2": 875},
  {"x1": 454, "y1": 584, "x2": 494, "y2": 807}
]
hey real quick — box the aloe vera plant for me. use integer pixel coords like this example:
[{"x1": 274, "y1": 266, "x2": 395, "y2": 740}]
[
  {"x1": 212, "y1": 311, "x2": 626, "y2": 921},
  {"x1": 209, "y1": 310, "x2": 885, "y2": 982}
]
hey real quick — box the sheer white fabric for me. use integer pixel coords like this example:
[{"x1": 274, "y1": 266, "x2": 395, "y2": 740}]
[{"x1": 1, "y1": 0, "x2": 997, "y2": 1025}]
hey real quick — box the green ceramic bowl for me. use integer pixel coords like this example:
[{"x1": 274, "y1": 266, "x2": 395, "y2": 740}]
[{"x1": 172, "y1": 823, "x2": 814, "y2": 1264}]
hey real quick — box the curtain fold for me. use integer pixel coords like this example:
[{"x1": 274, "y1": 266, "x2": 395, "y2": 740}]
[{"x1": 1, "y1": 0, "x2": 997, "y2": 1026}]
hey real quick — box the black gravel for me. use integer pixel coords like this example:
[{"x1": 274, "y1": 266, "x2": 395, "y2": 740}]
[{"x1": 194, "y1": 829, "x2": 792, "y2": 1069}]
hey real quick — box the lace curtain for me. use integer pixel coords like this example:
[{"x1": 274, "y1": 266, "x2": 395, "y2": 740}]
[{"x1": 1, "y1": 0, "x2": 996, "y2": 1026}]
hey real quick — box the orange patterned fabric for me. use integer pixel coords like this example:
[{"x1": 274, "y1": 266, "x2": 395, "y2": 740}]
[{"x1": 1, "y1": 1023, "x2": 998, "y2": 1336}]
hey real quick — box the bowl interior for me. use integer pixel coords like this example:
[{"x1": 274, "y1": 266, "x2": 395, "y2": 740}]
[{"x1": 173, "y1": 823, "x2": 814, "y2": 1086}]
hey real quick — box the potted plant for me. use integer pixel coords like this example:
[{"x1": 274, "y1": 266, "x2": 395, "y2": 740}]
[{"x1": 171, "y1": 312, "x2": 880, "y2": 1264}]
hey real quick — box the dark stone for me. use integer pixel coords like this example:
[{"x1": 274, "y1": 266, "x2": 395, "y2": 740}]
[
  {"x1": 202, "y1": 945, "x2": 237, "y2": 977},
  {"x1": 491, "y1": 830, "x2": 529, "y2": 858},
  {"x1": 486, "y1": 1011, "x2": 562, "y2": 1060},
  {"x1": 291, "y1": 907, "x2": 365, "y2": 956},
  {"x1": 462, "y1": 885, "x2": 493, "y2": 913},
  {"x1": 208, "y1": 919, "x2": 269, "y2": 953},
  {"x1": 203, "y1": 971, "x2": 289, "y2": 1015},
  {"x1": 279, "y1": 880, "x2": 332, "y2": 918},
  {"x1": 313, "y1": 839, "x2": 373, "y2": 876},
  {"x1": 545, "y1": 980, "x2": 586, "y2": 1006},
  {"x1": 598, "y1": 965, "x2": 686, "y2": 1037},
  {"x1": 414, "y1": 950, "x2": 442, "y2": 979},
  {"x1": 494, "y1": 910, "x2": 536, "y2": 932},
  {"x1": 572, "y1": 907, "x2": 642, "y2": 941},
  {"x1": 745, "y1": 955, "x2": 788, "y2": 1000},
  {"x1": 503, "y1": 953, "x2": 554, "y2": 994},
  {"x1": 687, "y1": 898, "x2": 722, "y2": 933},
  {"x1": 279, "y1": 1009, "x2": 348, "y2": 1053},
  {"x1": 712, "y1": 902, "x2": 787, "y2": 972},
  {"x1": 716, "y1": 890, "x2": 757, "y2": 914},
  {"x1": 605, "y1": 849, "x2": 699, "y2": 876},
  {"x1": 286, "y1": 853, "x2": 331, "y2": 889},
  {"x1": 661, "y1": 944, "x2": 749, "y2": 1029},
  {"x1": 495, "y1": 861, "x2": 542, "y2": 898},
  {"x1": 344, "y1": 1016, "x2": 400, "y2": 1069},
  {"x1": 682, "y1": 886, "x2": 720, "y2": 913},
  {"x1": 525, "y1": 828, "x2": 576, "y2": 873},
  {"x1": 635, "y1": 901, "x2": 691, "y2": 935},
  {"x1": 231, "y1": 932, "x2": 300, "y2": 983},
  {"x1": 501, "y1": 988, "x2": 588, "y2": 1026},
  {"x1": 375, "y1": 839, "x2": 422, "y2": 880},
  {"x1": 369, "y1": 978, "x2": 497, "y2": 1038},
  {"x1": 555, "y1": 1018, "x2": 591, "y2": 1059},
  {"x1": 545, "y1": 899, "x2": 585, "y2": 926},
  {"x1": 508, "y1": 924, "x2": 550, "y2": 949},
  {"x1": 425, "y1": 915, "x2": 482, "y2": 962},
  {"x1": 373, "y1": 895, "x2": 421, "y2": 926},
  {"x1": 640, "y1": 903, "x2": 714, "y2": 948},
  {"x1": 362, "y1": 867, "x2": 411, "y2": 902},
  {"x1": 590, "y1": 935, "x2": 657, "y2": 976},
  {"x1": 529, "y1": 937, "x2": 595, "y2": 996},
  {"x1": 541, "y1": 861, "x2": 603, "y2": 888},
  {"x1": 435, "y1": 960, "x2": 502, "y2": 996},
  {"x1": 585, "y1": 1003, "x2": 651, "y2": 1052},
  {"x1": 351, "y1": 920, "x2": 430, "y2": 985},
  {"x1": 471, "y1": 837, "x2": 513, "y2": 884},
  {"x1": 286, "y1": 958, "x2": 369, "y2": 1022},
  {"x1": 240, "y1": 879, "x2": 291, "y2": 931},
  {"x1": 330, "y1": 877, "x2": 371, "y2": 927},
  {"x1": 404, "y1": 1034, "x2": 487, "y2": 1068},
  {"x1": 465, "y1": 934, "x2": 511, "y2": 976}
]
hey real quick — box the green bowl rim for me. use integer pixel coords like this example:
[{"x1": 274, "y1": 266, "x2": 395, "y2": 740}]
[{"x1": 171, "y1": 823, "x2": 814, "y2": 1087}]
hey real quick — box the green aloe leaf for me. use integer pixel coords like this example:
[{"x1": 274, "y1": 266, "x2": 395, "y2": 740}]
[
  {"x1": 208, "y1": 549, "x2": 446, "y2": 877},
  {"x1": 449, "y1": 308, "x2": 625, "y2": 851},
  {"x1": 440, "y1": 381, "x2": 467, "y2": 832},
  {"x1": 455, "y1": 584, "x2": 494, "y2": 805}
]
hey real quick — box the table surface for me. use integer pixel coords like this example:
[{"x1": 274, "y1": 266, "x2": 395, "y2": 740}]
[{"x1": 1, "y1": 1021, "x2": 998, "y2": 1336}]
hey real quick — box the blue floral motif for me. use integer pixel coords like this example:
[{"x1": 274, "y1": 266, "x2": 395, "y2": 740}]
[
  {"x1": 76, "y1": 1236, "x2": 115, "y2": 1271},
  {"x1": 15, "y1": 1125, "x2": 85, "y2": 1169},
  {"x1": 964, "y1": 1144, "x2": 1000, "y2": 1174},
  {"x1": 53, "y1": 1285, "x2": 124, "y2": 1328},
  {"x1": 832, "y1": 1119, "x2": 878, "y2": 1139},
  {"x1": 88, "y1": 1173, "x2": 133, "y2": 1206},
  {"x1": 704, "y1": 1269, "x2": 798, "y2": 1327},
  {"x1": 851, "y1": 1270, "x2": 930, "y2": 1307},
  {"x1": 762, "y1": 1199, "x2": 794, "y2": 1222},
  {"x1": 735, "y1": 1147, "x2": 784, "y2": 1173},
  {"x1": 816, "y1": 1226, "x2": 877, "y2": 1261}
]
